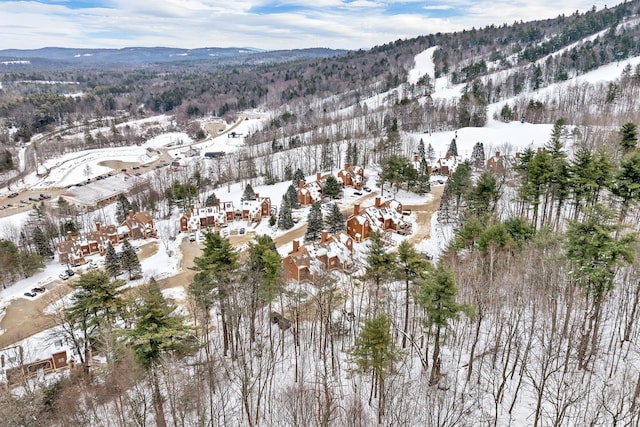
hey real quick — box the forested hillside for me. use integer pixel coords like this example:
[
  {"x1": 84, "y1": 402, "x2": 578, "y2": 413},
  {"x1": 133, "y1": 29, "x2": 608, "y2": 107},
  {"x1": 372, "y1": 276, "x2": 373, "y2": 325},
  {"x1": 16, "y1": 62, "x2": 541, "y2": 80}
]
[{"x1": 2, "y1": 1, "x2": 640, "y2": 426}]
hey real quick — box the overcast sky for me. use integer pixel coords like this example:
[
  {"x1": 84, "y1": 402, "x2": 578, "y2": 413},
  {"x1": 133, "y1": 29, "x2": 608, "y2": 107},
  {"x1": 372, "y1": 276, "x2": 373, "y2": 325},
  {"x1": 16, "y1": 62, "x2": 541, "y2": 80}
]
[{"x1": 0, "y1": 0, "x2": 614, "y2": 51}]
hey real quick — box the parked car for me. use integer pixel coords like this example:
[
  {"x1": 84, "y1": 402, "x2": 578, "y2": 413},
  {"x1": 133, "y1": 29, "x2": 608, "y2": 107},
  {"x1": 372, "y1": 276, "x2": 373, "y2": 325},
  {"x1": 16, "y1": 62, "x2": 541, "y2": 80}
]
[
  {"x1": 8, "y1": 192, "x2": 18, "y2": 198},
  {"x1": 24, "y1": 292, "x2": 36, "y2": 298},
  {"x1": 189, "y1": 232, "x2": 196, "y2": 242},
  {"x1": 31, "y1": 287, "x2": 46, "y2": 293},
  {"x1": 66, "y1": 268, "x2": 75, "y2": 276},
  {"x1": 59, "y1": 272, "x2": 69, "y2": 280},
  {"x1": 239, "y1": 227, "x2": 246, "y2": 235},
  {"x1": 87, "y1": 262, "x2": 98, "y2": 270},
  {"x1": 353, "y1": 191, "x2": 363, "y2": 196},
  {"x1": 363, "y1": 186, "x2": 372, "y2": 192}
]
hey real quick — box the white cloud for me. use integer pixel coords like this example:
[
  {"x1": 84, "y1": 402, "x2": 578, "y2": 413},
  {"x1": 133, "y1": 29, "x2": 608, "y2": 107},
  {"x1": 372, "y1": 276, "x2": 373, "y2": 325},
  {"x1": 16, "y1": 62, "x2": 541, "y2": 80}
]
[{"x1": 0, "y1": 0, "x2": 614, "y2": 51}]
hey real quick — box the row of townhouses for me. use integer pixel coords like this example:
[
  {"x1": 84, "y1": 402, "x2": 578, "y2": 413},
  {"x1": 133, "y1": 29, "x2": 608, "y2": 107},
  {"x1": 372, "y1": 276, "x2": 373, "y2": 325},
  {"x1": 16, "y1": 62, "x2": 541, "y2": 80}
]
[{"x1": 56, "y1": 210, "x2": 156, "y2": 266}]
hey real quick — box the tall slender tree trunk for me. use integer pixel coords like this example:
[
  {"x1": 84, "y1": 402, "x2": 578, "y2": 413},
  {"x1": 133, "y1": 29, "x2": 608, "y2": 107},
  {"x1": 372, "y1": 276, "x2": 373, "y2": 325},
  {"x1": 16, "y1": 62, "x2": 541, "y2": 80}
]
[
  {"x1": 402, "y1": 278, "x2": 410, "y2": 349},
  {"x1": 430, "y1": 326, "x2": 442, "y2": 386},
  {"x1": 151, "y1": 367, "x2": 167, "y2": 427}
]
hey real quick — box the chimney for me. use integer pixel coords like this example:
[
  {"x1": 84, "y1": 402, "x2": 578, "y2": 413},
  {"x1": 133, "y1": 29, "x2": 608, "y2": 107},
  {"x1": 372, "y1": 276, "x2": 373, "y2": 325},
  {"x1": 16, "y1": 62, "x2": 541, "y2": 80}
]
[
  {"x1": 255, "y1": 193, "x2": 259, "y2": 199},
  {"x1": 321, "y1": 230, "x2": 328, "y2": 244},
  {"x1": 128, "y1": 209, "x2": 134, "y2": 220},
  {"x1": 515, "y1": 152, "x2": 521, "y2": 159},
  {"x1": 95, "y1": 222, "x2": 101, "y2": 231},
  {"x1": 292, "y1": 240, "x2": 300, "y2": 253},
  {"x1": 190, "y1": 204, "x2": 195, "y2": 213},
  {"x1": 413, "y1": 153, "x2": 419, "y2": 162},
  {"x1": 375, "y1": 197, "x2": 381, "y2": 208},
  {"x1": 344, "y1": 163, "x2": 350, "y2": 170},
  {"x1": 316, "y1": 172, "x2": 322, "y2": 181},
  {"x1": 354, "y1": 204, "x2": 360, "y2": 216},
  {"x1": 67, "y1": 231, "x2": 73, "y2": 241},
  {"x1": 299, "y1": 179, "x2": 305, "y2": 189},
  {"x1": 495, "y1": 151, "x2": 500, "y2": 157}
]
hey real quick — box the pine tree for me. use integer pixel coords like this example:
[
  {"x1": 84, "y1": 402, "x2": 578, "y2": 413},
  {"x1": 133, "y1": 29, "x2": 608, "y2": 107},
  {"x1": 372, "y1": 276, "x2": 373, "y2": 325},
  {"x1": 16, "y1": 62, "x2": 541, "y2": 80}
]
[
  {"x1": 304, "y1": 202, "x2": 324, "y2": 242},
  {"x1": 190, "y1": 232, "x2": 238, "y2": 356},
  {"x1": 471, "y1": 142, "x2": 485, "y2": 169},
  {"x1": 565, "y1": 204, "x2": 636, "y2": 369},
  {"x1": 204, "y1": 192, "x2": 218, "y2": 207},
  {"x1": 363, "y1": 232, "x2": 396, "y2": 312},
  {"x1": 396, "y1": 241, "x2": 432, "y2": 349},
  {"x1": 326, "y1": 203, "x2": 346, "y2": 233},
  {"x1": 129, "y1": 278, "x2": 195, "y2": 427},
  {"x1": 347, "y1": 313, "x2": 400, "y2": 424},
  {"x1": 104, "y1": 241, "x2": 121, "y2": 279},
  {"x1": 417, "y1": 138, "x2": 426, "y2": 161},
  {"x1": 611, "y1": 149, "x2": 640, "y2": 222},
  {"x1": 115, "y1": 194, "x2": 132, "y2": 224},
  {"x1": 447, "y1": 138, "x2": 458, "y2": 157},
  {"x1": 32, "y1": 226, "x2": 52, "y2": 258},
  {"x1": 278, "y1": 197, "x2": 294, "y2": 230},
  {"x1": 292, "y1": 168, "x2": 305, "y2": 186},
  {"x1": 120, "y1": 240, "x2": 141, "y2": 280},
  {"x1": 322, "y1": 175, "x2": 341, "y2": 199},
  {"x1": 286, "y1": 184, "x2": 300, "y2": 209},
  {"x1": 415, "y1": 263, "x2": 470, "y2": 385},
  {"x1": 241, "y1": 183, "x2": 256, "y2": 201},
  {"x1": 427, "y1": 143, "x2": 436, "y2": 162},
  {"x1": 245, "y1": 235, "x2": 282, "y2": 342},
  {"x1": 66, "y1": 270, "x2": 123, "y2": 376},
  {"x1": 467, "y1": 171, "x2": 500, "y2": 218},
  {"x1": 619, "y1": 122, "x2": 638, "y2": 154}
]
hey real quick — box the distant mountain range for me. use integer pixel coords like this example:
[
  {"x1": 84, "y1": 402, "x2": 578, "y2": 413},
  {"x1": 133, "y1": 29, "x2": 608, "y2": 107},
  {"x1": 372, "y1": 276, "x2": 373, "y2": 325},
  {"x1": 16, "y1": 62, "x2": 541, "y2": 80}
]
[{"x1": 0, "y1": 46, "x2": 349, "y2": 68}]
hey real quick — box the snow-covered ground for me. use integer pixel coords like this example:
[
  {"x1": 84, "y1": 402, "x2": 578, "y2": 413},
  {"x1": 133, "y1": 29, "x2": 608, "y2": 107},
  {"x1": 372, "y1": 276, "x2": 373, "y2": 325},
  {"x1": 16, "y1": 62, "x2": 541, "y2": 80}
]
[{"x1": 0, "y1": 41, "x2": 636, "y2": 395}]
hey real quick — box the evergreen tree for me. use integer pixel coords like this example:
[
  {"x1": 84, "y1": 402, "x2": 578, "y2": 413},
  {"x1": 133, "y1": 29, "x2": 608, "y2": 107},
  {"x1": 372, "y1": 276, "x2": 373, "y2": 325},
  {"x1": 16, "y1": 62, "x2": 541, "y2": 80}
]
[
  {"x1": 129, "y1": 278, "x2": 195, "y2": 427},
  {"x1": 447, "y1": 138, "x2": 458, "y2": 157},
  {"x1": 565, "y1": 204, "x2": 636, "y2": 369},
  {"x1": 120, "y1": 240, "x2": 141, "y2": 280},
  {"x1": 190, "y1": 232, "x2": 238, "y2": 356},
  {"x1": 619, "y1": 122, "x2": 638, "y2": 154},
  {"x1": 545, "y1": 120, "x2": 571, "y2": 228},
  {"x1": 326, "y1": 203, "x2": 346, "y2": 233},
  {"x1": 415, "y1": 263, "x2": 470, "y2": 385},
  {"x1": 467, "y1": 170, "x2": 500, "y2": 218},
  {"x1": 417, "y1": 138, "x2": 426, "y2": 160},
  {"x1": 379, "y1": 154, "x2": 417, "y2": 194},
  {"x1": 204, "y1": 192, "x2": 218, "y2": 207},
  {"x1": 292, "y1": 168, "x2": 305, "y2": 186},
  {"x1": 427, "y1": 143, "x2": 436, "y2": 162},
  {"x1": 286, "y1": 184, "x2": 300, "y2": 209},
  {"x1": 241, "y1": 183, "x2": 256, "y2": 201},
  {"x1": 448, "y1": 160, "x2": 473, "y2": 213},
  {"x1": 611, "y1": 149, "x2": 640, "y2": 222},
  {"x1": 32, "y1": 226, "x2": 53, "y2": 258},
  {"x1": 66, "y1": 270, "x2": 123, "y2": 376},
  {"x1": 322, "y1": 175, "x2": 341, "y2": 199},
  {"x1": 471, "y1": 142, "x2": 485, "y2": 169},
  {"x1": 115, "y1": 194, "x2": 132, "y2": 224},
  {"x1": 104, "y1": 241, "x2": 121, "y2": 279},
  {"x1": 277, "y1": 197, "x2": 294, "y2": 230},
  {"x1": 304, "y1": 202, "x2": 324, "y2": 242},
  {"x1": 415, "y1": 158, "x2": 431, "y2": 195},
  {"x1": 396, "y1": 241, "x2": 432, "y2": 349},
  {"x1": 347, "y1": 313, "x2": 400, "y2": 424},
  {"x1": 245, "y1": 235, "x2": 282, "y2": 342},
  {"x1": 363, "y1": 232, "x2": 396, "y2": 313}
]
